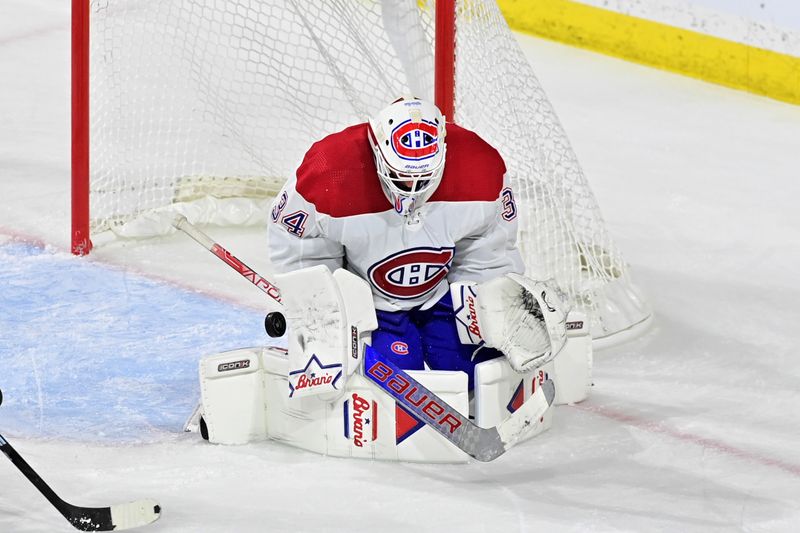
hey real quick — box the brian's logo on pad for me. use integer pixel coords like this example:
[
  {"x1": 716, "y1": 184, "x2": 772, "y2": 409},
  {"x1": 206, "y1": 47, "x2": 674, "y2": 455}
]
[
  {"x1": 288, "y1": 354, "x2": 342, "y2": 398},
  {"x1": 368, "y1": 247, "x2": 454, "y2": 300},
  {"x1": 344, "y1": 393, "x2": 378, "y2": 448}
]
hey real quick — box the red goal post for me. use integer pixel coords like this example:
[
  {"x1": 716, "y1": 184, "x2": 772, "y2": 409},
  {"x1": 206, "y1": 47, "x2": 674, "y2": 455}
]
[{"x1": 72, "y1": 0, "x2": 91, "y2": 255}]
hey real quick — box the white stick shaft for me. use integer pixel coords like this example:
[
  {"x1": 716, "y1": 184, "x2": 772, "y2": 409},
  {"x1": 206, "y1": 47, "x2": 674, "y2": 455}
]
[{"x1": 172, "y1": 215, "x2": 283, "y2": 306}]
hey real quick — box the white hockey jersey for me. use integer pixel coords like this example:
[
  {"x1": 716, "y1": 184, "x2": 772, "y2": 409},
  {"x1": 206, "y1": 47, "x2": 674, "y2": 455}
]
[{"x1": 268, "y1": 123, "x2": 524, "y2": 312}]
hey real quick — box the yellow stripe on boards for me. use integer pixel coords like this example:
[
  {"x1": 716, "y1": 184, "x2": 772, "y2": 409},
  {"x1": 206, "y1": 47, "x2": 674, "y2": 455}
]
[{"x1": 497, "y1": 0, "x2": 800, "y2": 105}]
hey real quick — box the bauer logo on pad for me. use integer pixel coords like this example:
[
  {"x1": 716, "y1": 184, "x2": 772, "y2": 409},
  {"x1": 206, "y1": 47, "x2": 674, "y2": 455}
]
[{"x1": 288, "y1": 354, "x2": 342, "y2": 398}]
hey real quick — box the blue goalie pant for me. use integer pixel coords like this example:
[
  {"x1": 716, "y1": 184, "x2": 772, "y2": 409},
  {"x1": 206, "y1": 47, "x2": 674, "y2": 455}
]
[{"x1": 371, "y1": 292, "x2": 503, "y2": 389}]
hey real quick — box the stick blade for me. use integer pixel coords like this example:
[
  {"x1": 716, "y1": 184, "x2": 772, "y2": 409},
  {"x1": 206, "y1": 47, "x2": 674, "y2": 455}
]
[
  {"x1": 108, "y1": 499, "x2": 161, "y2": 531},
  {"x1": 495, "y1": 378, "x2": 555, "y2": 449}
]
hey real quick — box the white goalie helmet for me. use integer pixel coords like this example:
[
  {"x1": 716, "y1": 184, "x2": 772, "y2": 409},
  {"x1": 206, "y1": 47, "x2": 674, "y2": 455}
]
[{"x1": 367, "y1": 97, "x2": 447, "y2": 216}]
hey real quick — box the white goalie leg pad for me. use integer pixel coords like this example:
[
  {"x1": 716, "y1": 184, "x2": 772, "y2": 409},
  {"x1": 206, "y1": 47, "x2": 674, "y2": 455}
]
[
  {"x1": 199, "y1": 348, "x2": 267, "y2": 445},
  {"x1": 275, "y1": 265, "x2": 377, "y2": 402},
  {"x1": 198, "y1": 343, "x2": 574, "y2": 460},
  {"x1": 474, "y1": 356, "x2": 555, "y2": 442},
  {"x1": 472, "y1": 309, "x2": 592, "y2": 434},
  {"x1": 553, "y1": 311, "x2": 593, "y2": 404},
  {"x1": 260, "y1": 348, "x2": 470, "y2": 463},
  {"x1": 475, "y1": 274, "x2": 568, "y2": 373},
  {"x1": 199, "y1": 347, "x2": 470, "y2": 461}
]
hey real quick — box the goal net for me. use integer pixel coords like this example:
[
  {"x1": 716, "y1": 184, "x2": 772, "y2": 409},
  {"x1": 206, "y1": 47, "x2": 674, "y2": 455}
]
[{"x1": 75, "y1": 0, "x2": 651, "y2": 342}]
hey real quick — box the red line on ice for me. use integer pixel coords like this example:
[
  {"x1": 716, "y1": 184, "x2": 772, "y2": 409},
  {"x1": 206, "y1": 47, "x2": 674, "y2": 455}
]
[
  {"x1": 0, "y1": 226, "x2": 49, "y2": 249},
  {"x1": 0, "y1": 226, "x2": 261, "y2": 312},
  {"x1": 574, "y1": 403, "x2": 800, "y2": 478}
]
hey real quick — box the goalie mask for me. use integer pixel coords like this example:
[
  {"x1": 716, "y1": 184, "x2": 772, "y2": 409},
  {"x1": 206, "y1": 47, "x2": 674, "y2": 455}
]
[{"x1": 367, "y1": 97, "x2": 447, "y2": 217}]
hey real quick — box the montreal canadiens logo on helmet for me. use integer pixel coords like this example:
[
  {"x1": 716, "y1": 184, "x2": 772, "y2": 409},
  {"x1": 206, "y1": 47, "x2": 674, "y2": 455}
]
[
  {"x1": 391, "y1": 120, "x2": 440, "y2": 161},
  {"x1": 368, "y1": 247, "x2": 455, "y2": 300}
]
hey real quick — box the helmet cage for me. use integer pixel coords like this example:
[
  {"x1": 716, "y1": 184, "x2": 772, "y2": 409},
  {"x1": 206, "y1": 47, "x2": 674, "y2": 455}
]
[
  {"x1": 367, "y1": 98, "x2": 447, "y2": 216},
  {"x1": 370, "y1": 134, "x2": 445, "y2": 189}
]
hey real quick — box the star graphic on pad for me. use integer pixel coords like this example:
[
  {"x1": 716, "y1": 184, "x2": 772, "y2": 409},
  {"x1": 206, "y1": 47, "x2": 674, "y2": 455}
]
[{"x1": 288, "y1": 354, "x2": 343, "y2": 397}]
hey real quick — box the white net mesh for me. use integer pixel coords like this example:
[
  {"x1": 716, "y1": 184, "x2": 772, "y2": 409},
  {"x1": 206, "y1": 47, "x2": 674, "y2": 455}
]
[{"x1": 88, "y1": 0, "x2": 650, "y2": 339}]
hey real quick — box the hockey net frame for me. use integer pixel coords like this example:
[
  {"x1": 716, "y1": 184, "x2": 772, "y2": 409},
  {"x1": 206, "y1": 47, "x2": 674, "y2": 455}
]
[{"x1": 71, "y1": 0, "x2": 651, "y2": 343}]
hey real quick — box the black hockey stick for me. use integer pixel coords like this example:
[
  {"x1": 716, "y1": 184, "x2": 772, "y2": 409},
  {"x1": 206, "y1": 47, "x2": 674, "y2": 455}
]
[
  {"x1": 0, "y1": 391, "x2": 161, "y2": 531},
  {"x1": 172, "y1": 216, "x2": 556, "y2": 460}
]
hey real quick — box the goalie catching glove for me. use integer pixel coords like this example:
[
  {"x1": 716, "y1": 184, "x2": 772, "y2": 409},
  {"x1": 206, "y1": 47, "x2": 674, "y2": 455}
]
[{"x1": 453, "y1": 274, "x2": 568, "y2": 373}]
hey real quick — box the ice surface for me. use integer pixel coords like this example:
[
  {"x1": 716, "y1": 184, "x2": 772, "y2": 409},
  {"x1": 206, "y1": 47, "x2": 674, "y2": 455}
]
[
  {"x1": 0, "y1": 241, "x2": 267, "y2": 442},
  {"x1": 1, "y1": 2, "x2": 800, "y2": 532}
]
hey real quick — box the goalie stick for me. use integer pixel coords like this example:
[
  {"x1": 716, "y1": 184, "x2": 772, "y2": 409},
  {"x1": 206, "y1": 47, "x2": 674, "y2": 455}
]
[
  {"x1": 364, "y1": 347, "x2": 555, "y2": 462},
  {"x1": 0, "y1": 390, "x2": 161, "y2": 531},
  {"x1": 172, "y1": 216, "x2": 556, "y2": 461}
]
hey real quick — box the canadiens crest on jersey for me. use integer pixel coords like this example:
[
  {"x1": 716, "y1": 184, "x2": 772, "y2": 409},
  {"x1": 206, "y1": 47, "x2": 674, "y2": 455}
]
[
  {"x1": 368, "y1": 247, "x2": 455, "y2": 300},
  {"x1": 391, "y1": 119, "x2": 440, "y2": 162}
]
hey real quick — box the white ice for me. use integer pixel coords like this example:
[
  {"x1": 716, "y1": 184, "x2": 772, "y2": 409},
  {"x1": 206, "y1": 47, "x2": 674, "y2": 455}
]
[{"x1": 2, "y1": 1, "x2": 800, "y2": 532}]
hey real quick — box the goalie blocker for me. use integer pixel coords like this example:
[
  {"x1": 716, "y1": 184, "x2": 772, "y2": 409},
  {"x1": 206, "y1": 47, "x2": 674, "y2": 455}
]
[{"x1": 196, "y1": 267, "x2": 592, "y2": 463}]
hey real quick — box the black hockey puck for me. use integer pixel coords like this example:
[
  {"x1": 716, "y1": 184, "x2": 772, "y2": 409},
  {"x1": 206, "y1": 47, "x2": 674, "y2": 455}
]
[
  {"x1": 264, "y1": 312, "x2": 286, "y2": 338},
  {"x1": 0, "y1": 388, "x2": 3, "y2": 407}
]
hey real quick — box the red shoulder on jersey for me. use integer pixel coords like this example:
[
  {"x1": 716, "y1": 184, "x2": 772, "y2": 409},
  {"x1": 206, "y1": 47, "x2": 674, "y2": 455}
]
[
  {"x1": 295, "y1": 123, "x2": 389, "y2": 218},
  {"x1": 295, "y1": 123, "x2": 506, "y2": 218},
  {"x1": 430, "y1": 124, "x2": 506, "y2": 203}
]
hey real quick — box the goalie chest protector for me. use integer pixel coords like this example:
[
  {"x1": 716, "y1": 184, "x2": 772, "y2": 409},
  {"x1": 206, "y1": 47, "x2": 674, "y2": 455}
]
[{"x1": 270, "y1": 122, "x2": 523, "y2": 313}]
